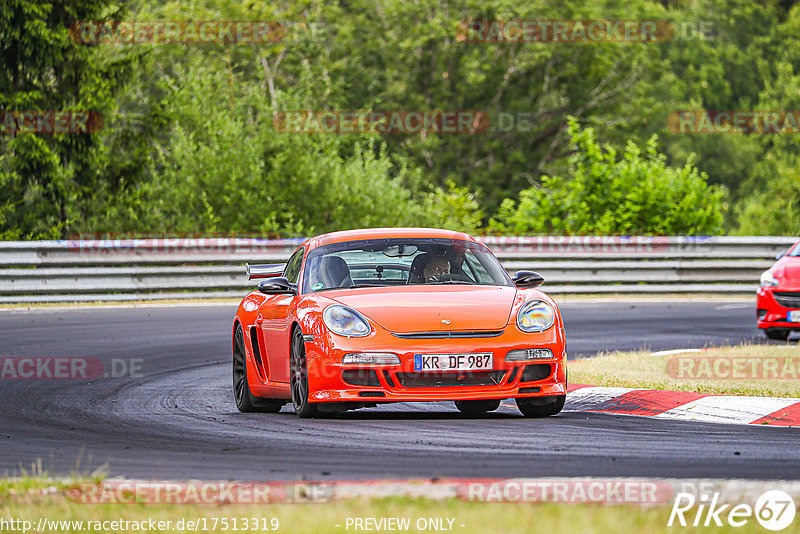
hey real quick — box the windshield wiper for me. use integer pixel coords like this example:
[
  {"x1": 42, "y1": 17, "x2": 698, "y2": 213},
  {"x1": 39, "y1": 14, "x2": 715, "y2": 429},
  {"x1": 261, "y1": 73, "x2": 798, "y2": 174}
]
[{"x1": 428, "y1": 280, "x2": 476, "y2": 285}]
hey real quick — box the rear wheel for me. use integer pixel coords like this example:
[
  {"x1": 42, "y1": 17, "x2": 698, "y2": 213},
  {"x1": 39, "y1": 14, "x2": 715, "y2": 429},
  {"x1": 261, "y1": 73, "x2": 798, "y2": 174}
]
[
  {"x1": 291, "y1": 328, "x2": 320, "y2": 418},
  {"x1": 454, "y1": 399, "x2": 501, "y2": 415},
  {"x1": 233, "y1": 324, "x2": 284, "y2": 413},
  {"x1": 764, "y1": 328, "x2": 790, "y2": 341},
  {"x1": 516, "y1": 395, "x2": 565, "y2": 418}
]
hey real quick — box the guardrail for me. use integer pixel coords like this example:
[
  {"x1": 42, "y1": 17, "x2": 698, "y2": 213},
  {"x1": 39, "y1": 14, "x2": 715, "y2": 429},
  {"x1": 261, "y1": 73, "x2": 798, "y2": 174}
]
[{"x1": 0, "y1": 236, "x2": 794, "y2": 303}]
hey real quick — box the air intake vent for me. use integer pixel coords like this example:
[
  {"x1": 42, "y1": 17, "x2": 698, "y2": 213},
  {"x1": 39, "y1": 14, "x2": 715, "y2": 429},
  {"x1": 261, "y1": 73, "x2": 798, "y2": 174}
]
[
  {"x1": 249, "y1": 326, "x2": 267, "y2": 380},
  {"x1": 774, "y1": 292, "x2": 800, "y2": 308},
  {"x1": 342, "y1": 369, "x2": 380, "y2": 387},
  {"x1": 395, "y1": 370, "x2": 506, "y2": 387},
  {"x1": 359, "y1": 391, "x2": 385, "y2": 398},
  {"x1": 521, "y1": 364, "x2": 552, "y2": 382}
]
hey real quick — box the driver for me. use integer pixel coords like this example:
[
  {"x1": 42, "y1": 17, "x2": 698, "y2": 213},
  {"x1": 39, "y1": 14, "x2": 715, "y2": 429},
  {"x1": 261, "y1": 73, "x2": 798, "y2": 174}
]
[{"x1": 423, "y1": 255, "x2": 450, "y2": 281}]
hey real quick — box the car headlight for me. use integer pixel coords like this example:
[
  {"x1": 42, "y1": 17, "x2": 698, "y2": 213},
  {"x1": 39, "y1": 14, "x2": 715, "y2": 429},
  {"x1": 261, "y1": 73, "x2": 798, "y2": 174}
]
[
  {"x1": 761, "y1": 270, "x2": 779, "y2": 288},
  {"x1": 506, "y1": 348, "x2": 554, "y2": 361},
  {"x1": 342, "y1": 353, "x2": 400, "y2": 365},
  {"x1": 516, "y1": 300, "x2": 556, "y2": 332},
  {"x1": 323, "y1": 305, "x2": 371, "y2": 337}
]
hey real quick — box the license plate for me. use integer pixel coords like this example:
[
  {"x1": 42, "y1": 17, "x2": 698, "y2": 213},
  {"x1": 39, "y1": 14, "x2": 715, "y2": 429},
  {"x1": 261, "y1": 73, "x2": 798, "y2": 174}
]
[
  {"x1": 789, "y1": 311, "x2": 800, "y2": 323},
  {"x1": 413, "y1": 353, "x2": 493, "y2": 372}
]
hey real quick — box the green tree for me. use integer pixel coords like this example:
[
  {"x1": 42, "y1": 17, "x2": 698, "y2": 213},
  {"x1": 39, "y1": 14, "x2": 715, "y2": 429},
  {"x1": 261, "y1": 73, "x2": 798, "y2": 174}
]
[
  {"x1": 5, "y1": 0, "x2": 789, "y2": 238},
  {"x1": 86, "y1": 54, "x2": 482, "y2": 236},
  {"x1": 734, "y1": 164, "x2": 800, "y2": 236},
  {"x1": 732, "y1": 3, "x2": 800, "y2": 235},
  {"x1": 489, "y1": 118, "x2": 726, "y2": 235},
  {"x1": 0, "y1": 0, "x2": 135, "y2": 238},
  {"x1": 622, "y1": 0, "x2": 783, "y2": 202},
  {"x1": 309, "y1": 0, "x2": 668, "y2": 212}
]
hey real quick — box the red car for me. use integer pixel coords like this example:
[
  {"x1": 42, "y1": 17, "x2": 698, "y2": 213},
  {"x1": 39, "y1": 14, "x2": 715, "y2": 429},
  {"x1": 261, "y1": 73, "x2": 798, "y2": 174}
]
[
  {"x1": 757, "y1": 239, "x2": 800, "y2": 340},
  {"x1": 232, "y1": 228, "x2": 567, "y2": 418}
]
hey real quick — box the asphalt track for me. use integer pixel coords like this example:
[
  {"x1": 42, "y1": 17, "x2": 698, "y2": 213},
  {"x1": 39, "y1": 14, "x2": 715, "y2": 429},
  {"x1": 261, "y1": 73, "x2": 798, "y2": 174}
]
[{"x1": 1, "y1": 298, "x2": 798, "y2": 481}]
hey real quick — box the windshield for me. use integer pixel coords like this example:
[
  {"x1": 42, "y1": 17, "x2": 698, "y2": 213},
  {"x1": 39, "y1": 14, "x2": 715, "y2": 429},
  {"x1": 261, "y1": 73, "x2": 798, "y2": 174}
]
[{"x1": 302, "y1": 238, "x2": 512, "y2": 293}]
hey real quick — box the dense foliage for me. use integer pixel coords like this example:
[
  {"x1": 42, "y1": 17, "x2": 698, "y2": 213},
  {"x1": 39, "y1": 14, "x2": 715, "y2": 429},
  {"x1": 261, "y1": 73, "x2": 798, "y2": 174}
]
[
  {"x1": 2, "y1": 0, "x2": 799, "y2": 238},
  {"x1": 489, "y1": 119, "x2": 726, "y2": 235},
  {"x1": 0, "y1": 0, "x2": 136, "y2": 238}
]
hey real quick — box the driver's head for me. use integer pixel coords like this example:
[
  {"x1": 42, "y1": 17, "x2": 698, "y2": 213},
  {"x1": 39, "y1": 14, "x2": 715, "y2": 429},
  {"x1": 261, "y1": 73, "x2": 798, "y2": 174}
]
[{"x1": 423, "y1": 256, "x2": 450, "y2": 280}]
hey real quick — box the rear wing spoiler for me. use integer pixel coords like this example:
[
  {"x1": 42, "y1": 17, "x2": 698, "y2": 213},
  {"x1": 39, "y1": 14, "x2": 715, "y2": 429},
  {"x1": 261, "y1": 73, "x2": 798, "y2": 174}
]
[{"x1": 245, "y1": 263, "x2": 286, "y2": 280}]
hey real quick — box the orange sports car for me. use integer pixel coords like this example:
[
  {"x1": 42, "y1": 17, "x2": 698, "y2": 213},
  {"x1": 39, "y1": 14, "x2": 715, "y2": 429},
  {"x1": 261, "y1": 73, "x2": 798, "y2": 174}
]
[{"x1": 232, "y1": 228, "x2": 567, "y2": 418}]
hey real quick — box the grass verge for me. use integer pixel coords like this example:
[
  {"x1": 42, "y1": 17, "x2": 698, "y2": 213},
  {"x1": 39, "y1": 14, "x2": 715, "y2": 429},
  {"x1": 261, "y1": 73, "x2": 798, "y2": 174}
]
[
  {"x1": 569, "y1": 343, "x2": 800, "y2": 397},
  {"x1": 0, "y1": 478, "x2": 771, "y2": 534}
]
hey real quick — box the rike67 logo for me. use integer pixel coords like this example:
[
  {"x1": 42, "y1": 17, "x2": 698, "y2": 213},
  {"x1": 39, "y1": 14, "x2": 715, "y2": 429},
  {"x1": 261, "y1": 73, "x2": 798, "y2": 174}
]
[{"x1": 669, "y1": 489, "x2": 796, "y2": 531}]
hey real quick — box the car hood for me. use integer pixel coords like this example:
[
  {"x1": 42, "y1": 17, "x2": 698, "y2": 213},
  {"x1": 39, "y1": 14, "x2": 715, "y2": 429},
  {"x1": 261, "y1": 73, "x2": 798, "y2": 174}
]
[{"x1": 326, "y1": 285, "x2": 517, "y2": 332}]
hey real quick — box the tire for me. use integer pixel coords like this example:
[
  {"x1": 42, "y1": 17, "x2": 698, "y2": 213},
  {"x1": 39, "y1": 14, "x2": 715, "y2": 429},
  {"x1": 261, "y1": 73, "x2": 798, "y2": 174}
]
[
  {"x1": 764, "y1": 328, "x2": 790, "y2": 341},
  {"x1": 290, "y1": 327, "x2": 320, "y2": 418},
  {"x1": 516, "y1": 395, "x2": 565, "y2": 418},
  {"x1": 233, "y1": 324, "x2": 284, "y2": 413},
  {"x1": 454, "y1": 399, "x2": 501, "y2": 415}
]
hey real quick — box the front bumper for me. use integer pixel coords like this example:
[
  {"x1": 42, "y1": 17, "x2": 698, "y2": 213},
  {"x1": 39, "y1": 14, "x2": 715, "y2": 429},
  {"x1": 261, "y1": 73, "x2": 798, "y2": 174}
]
[
  {"x1": 303, "y1": 326, "x2": 567, "y2": 403},
  {"x1": 757, "y1": 287, "x2": 800, "y2": 330}
]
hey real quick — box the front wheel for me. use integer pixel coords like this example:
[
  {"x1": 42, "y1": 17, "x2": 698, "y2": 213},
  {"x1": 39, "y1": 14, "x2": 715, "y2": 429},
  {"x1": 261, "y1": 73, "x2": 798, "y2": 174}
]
[
  {"x1": 454, "y1": 399, "x2": 501, "y2": 415},
  {"x1": 233, "y1": 324, "x2": 284, "y2": 413},
  {"x1": 516, "y1": 395, "x2": 565, "y2": 418},
  {"x1": 290, "y1": 328, "x2": 320, "y2": 418}
]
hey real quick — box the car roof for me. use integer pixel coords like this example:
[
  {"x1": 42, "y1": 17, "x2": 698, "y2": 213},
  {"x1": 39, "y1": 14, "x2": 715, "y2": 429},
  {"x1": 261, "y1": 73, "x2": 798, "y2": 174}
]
[{"x1": 303, "y1": 227, "x2": 479, "y2": 251}]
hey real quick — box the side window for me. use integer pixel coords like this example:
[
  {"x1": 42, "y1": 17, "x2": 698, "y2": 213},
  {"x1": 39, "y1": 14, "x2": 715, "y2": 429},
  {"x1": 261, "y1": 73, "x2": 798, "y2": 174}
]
[
  {"x1": 463, "y1": 252, "x2": 492, "y2": 283},
  {"x1": 284, "y1": 248, "x2": 304, "y2": 284}
]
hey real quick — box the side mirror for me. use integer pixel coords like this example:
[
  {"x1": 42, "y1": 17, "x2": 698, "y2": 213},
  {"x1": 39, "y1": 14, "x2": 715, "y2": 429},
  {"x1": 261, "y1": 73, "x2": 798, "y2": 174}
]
[
  {"x1": 512, "y1": 270, "x2": 544, "y2": 288},
  {"x1": 246, "y1": 262, "x2": 286, "y2": 280},
  {"x1": 257, "y1": 277, "x2": 296, "y2": 294}
]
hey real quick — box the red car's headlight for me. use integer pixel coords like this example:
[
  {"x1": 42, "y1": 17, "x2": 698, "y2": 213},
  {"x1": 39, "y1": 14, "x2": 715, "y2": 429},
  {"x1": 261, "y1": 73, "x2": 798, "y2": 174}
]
[{"x1": 761, "y1": 270, "x2": 779, "y2": 288}]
